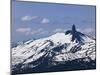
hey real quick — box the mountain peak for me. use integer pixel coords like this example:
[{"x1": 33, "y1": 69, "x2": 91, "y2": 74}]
[
  {"x1": 72, "y1": 24, "x2": 76, "y2": 32},
  {"x1": 65, "y1": 24, "x2": 77, "y2": 35},
  {"x1": 12, "y1": 24, "x2": 95, "y2": 74},
  {"x1": 65, "y1": 24, "x2": 86, "y2": 43}
]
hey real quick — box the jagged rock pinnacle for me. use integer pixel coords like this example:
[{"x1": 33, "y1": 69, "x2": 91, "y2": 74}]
[
  {"x1": 71, "y1": 24, "x2": 77, "y2": 42},
  {"x1": 72, "y1": 24, "x2": 76, "y2": 33},
  {"x1": 65, "y1": 24, "x2": 85, "y2": 43},
  {"x1": 65, "y1": 24, "x2": 76, "y2": 35}
]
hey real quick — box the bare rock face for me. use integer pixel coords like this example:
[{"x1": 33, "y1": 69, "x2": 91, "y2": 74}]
[{"x1": 65, "y1": 24, "x2": 87, "y2": 44}]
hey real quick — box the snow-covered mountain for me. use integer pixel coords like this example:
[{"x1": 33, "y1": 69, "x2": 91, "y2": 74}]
[{"x1": 11, "y1": 25, "x2": 96, "y2": 74}]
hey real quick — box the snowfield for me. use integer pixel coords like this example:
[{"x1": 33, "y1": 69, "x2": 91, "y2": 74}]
[
  {"x1": 11, "y1": 25, "x2": 96, "y2": 74},
  {"x1": 12, "y1": 32, "x2": 95, "y2": 66}
]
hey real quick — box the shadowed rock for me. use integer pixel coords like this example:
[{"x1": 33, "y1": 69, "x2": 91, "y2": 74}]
[{"x1": 65, "y1": 24, "x2": 85, "y2": 43}]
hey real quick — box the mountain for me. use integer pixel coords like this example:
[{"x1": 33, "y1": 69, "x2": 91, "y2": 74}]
[{"x1": 11, "y1": 25, "x2": 96, "y2": 74}]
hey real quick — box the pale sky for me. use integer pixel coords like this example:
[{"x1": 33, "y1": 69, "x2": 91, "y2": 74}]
[{"x1": 12, "y1": 1, "x2": 96, "y2": 42}]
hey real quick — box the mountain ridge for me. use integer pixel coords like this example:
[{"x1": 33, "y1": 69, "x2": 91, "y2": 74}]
[{"x1": 11, "y1": 25, "x2": 96, "y2": 74}]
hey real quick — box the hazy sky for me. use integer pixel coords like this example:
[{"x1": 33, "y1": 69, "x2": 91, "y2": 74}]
[{"x1": 12, "y1": 1, "x2": 96, "y2": 42}]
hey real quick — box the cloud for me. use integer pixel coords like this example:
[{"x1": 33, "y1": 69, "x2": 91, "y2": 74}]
[
  {"x1": 21, "y1": 16, "x2": 50, "y2": 24},
  {"x1": 53, "y1": 27, "x2": 95, "y2": 35},
  {"x1": 16, "y1": 27, "x2": 48, "y2": 36},
  {"x1": 83, "y1": 28, "x2": 95, "y2": 33},
  {"x1": 77, "y1": 27, "x2": 95, "y2": 37},
  {"x1": 41, "y1": 18, "x2": 50, "y2": 24},
  {"x1": 77, "y1": 28, "x2": 95, "y2": 34},
  {"x1": 16, "y1": 28, "x2": 31, "y2": 33},
  {"x1": 39, "y1": 31, "x2": 49, "y2": 35},
  {"x1": 21, "y1": 16, "x2": 38, "y2": 21},
  {"x1": 29, "y1": 28, "x2": 43, "y2": 35},
  {"x1": 53, "y1": 28, "x2": 67, "y2": 33}
]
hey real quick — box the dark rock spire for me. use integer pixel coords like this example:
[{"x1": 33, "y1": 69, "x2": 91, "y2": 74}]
[
  {"x1": 72, "y1": 24, "x2": 76, "y2": 33},
  {"x1": 65, "y1": 24, "x2": 85, "y2": 43},
  {"x1": 65, "y1": 24, "x2": 77, "y2": 35},
  {"x1": 71, "y1": 24, "x2": 77, "y2": 41}
]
